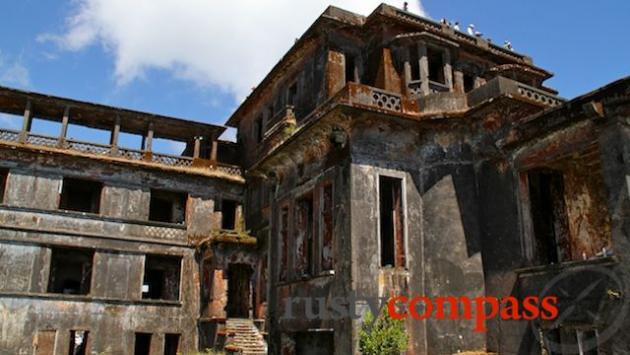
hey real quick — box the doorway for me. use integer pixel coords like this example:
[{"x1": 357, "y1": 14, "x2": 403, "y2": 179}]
[{"x1": 226, "y1": 264, "x2": 252, "y2": 318}]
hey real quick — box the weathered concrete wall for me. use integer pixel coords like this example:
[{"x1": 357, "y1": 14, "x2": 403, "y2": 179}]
[
  {"x1": 4, "y1": 169, "x2": 60, "y2": 210},
  {"x1": 0, "y1": 146, "x2": 244, "y2": 355},
  {"x1": 101, "y1": 184, "x2": 150, "y2": 220},
  {"x1": 92, "y1": 251, "x2": 145, "y2": 300},
  {"x1": 263, "y1": 149, "x2": 354, "y2": 355},
  {"x1": 349, "y1": 115, "x2": 486, "y2": 354},
  {"x1": 0, "y1": 244, "x2": 50, "y2": 293},
  {"x1": 0, "y1": 242, "x2": 199, "y2": 355}
]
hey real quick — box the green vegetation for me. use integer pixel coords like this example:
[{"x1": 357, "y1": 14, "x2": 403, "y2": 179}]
[{"x1": 359, "y1": 309, "x2": 409, "y2": 355}]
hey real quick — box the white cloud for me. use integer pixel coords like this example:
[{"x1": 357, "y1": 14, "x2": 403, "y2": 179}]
[
  {"x1": 0, "y1": 51, "x2": 30, "y2": 88},
  {"x1": 39, "y1": 0, "x2": 426, "y2": 99}
]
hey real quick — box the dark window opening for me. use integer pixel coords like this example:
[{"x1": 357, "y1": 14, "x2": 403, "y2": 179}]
[
  {"x1": 268, "y1": 104, "x2": 275, "y2": 120},
  {"x1": 345, "y1": 54, "x2": 356, "y2": 83},
  {"x1": 379, "y1": 176, "x2": 405, "y2": 268},
  {"x1": 142, "y1": 255, "x2": 181, "y2": 301},
  {"x1": 275, "y1": 95, "x2": 284, "y2": 115},
  {"x1": 221, "y1": 199, "x2": 237, "y2": 230},
  {"x1": 254, "y1": 115, "x2": 264, "y2": 142},
  {"x1": 528, "y1": 170, "x2": 569, "y2": 265},
  {"x1": 428, "y1": 48, "x2": 445, "y2": 84},
  {"x1": 0, "y1": 169, "x2": 8, "y2": 203},
  {"x1": 59, "y1": 178, "x2": 102, "y2": 214},
  {"x1": 149, "y1": 189, "x2": 187, "y2": 224},
  {"x1": 288, "y1": 83, "x2": 298, "y2": 106},
  {"x1": 279, "y1": 206, "x2": 289, "y2": 281},
  {"x1": 134, "y1": 333, "x2": 152, "y2": 355},
  {"x1": 296, "y1": 193, "x2": 314, "y2": 277},
  {"x1": 409, "y1": 45, "x2": 420, "y2": 81},
  {"x1": 321, "y1": 183, "x2": 334, "y2": 271},
  {"x1": 68, "y1": 330, "x2": 89, "y2": 355},
  {"x1": 48, "y1": 248, "x2": 93, "y2": 295},
  {"x1": 163, "y1": 334, "x2": 180, "y2": 355},
  {"x1": 464, "y1": 73, "x2": 476, "y2": 92}
]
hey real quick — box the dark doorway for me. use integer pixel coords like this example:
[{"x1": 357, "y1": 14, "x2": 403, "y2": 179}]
[
  {"x1": 295, "y1": 331, "x2": 334, "y2": 355},
  {"x1": 226, "y1": 264, "x2": 252, "y2": 318},
  {"x1": 163, "y1": 334, "x2": 180, "y2": 355},
  {"x1": 527, "y1": 169, "x2": 568, "y2": 264},
  {"x1": 134, "y1": 333, "x2": 152, "y2": 355}
]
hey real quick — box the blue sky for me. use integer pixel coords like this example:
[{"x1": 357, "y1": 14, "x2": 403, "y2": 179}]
[{"x1": 0, "y1": 1, "x2": 628, "y2": 152}]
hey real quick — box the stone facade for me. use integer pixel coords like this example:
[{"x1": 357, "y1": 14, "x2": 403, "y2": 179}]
[{"x1": 1, "y1": 3, "x2": 629, "y2": 355}]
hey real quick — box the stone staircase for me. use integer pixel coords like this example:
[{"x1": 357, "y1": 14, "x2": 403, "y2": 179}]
[{"x1": 223, "y1": 318, "x2": 268, "y2": 355}]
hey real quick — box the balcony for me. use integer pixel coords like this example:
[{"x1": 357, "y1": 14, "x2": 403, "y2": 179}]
[
  {"x1": 467, "y1": 76, "x2": 564, "y2": 108},
  {"x1": 0, "y1": 128, "x2": 242, "y2": 176},
  {"x1": 263, "y1": 105, "x2": 296, "y2": 141},
  {"x1": 0, "y1": 86, "x2": 243, "y2": 179},
  {"x1": 341, "y1": 82, "x2": 406, "y2": 113}
]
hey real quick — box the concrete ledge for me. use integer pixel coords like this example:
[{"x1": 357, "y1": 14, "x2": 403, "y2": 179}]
[
  {"x1": 514, "y1": 256, "x2": 618, "y2": 277},
  {"x1": 0, "y1": 291, "x2": 183, "y2": 307}
]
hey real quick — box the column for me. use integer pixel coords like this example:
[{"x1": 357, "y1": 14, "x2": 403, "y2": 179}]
[
  {"x1": 193, "y1": 136, "x2": 202, "y2": 159},
  {"x1": 144, "y1": 122, "x2": 154, "y2": 152},
  {"x1": 110, "y1": 115, "x2": 121, "y2": 155},
  {"x1": 443, "y1": 50, "x2": 453, "y2": 91},
  {"x1": 418, "y1": 43, "x2": 429, "y2": 95},
  {"x1": 142, "y1": 122, "x2": 154, "y2": 160},
  {"x1": 210, "y1": 139, "x2": 218, "y2": 162},
  {"x1": 58, "y1": 106, "x2": 70, "y2": 147},
  {"x1": 402, "y1": 47, "x2": 412, "y2": 95},
  {"x1": 19, "y1": 100, "x2": 32, "y2": 142},
  {"x1": 453, "y1": 70, "x2": 465, "y2": 94}
]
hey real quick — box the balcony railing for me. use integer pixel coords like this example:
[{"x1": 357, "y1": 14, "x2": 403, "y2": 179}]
[
  {"x1": 516, "y1": 82, "x2": 564, "y2": 107},
  {"x1": 264, "y1": 105, "x2": 296, "y2": 138},
  {"x1": 0, "y1": 128, "x2": 242, "y2": 176},
  {"x1": 152, "y1": 151, "x2": 193, "y2": 167},
  {"x1": 467, "y1": 76, "x2": 564, "y2": 108},
  {"x1": 429, "y1": 81, "x2": 450, "y2": 94},
  {"x1": 344, "y1": 83, "x2": 403, "y2": 113}
]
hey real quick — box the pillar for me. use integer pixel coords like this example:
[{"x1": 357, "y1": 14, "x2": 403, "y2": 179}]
[
  {"x1": 143, "y1": 122, "x2": 154, "y2": 152},
  {"x1": 453, "y1": 70, "x2": 465, "y2": 94},
  {"x1": 193, "y1": 136, "x2": 202, "y2": 159},
  {"x1": 19, "y1": 100, "x2": 32, "y2": 142},
  {"x1": 110, "y1": 115, "x2": 121, "y2": 154},
  {"x1": 402, "y1": 47, "x2": 412, "y2": 95},
  {"x1": 58, "y1": 106, "x2": 70, "y2": 147},
  {"x1": 210, "y1": 139, "x2": 218, "y2": 162},
  {"x1": 418, "y1": 43, "x2": 429, "y2": 95},
  {"x1": 443, "y1": 50, "x2": 453, "y2": 91}
]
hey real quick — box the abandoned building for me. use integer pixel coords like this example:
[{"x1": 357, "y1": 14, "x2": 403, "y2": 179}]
[{"x1": 0, "y1": 3, "x2": 629, "y2": 355}]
